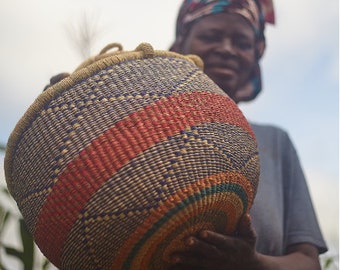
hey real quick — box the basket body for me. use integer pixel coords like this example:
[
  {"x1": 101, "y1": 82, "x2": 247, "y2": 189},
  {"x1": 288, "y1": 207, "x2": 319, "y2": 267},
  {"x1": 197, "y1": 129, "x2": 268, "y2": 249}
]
[{"x1": 5, "y1": 44, "x2": 259, "y2": 270}]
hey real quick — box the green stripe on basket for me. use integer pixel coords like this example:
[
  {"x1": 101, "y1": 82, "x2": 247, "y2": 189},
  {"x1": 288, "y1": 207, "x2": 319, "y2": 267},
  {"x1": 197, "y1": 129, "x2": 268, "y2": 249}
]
[{"x1": 122, "y1": 182, "x2": 248, "y2": 269}]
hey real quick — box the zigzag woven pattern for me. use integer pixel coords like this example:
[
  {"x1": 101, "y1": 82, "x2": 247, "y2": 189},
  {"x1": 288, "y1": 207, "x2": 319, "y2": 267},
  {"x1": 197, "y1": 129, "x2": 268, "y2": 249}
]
[{"x1": 4, "y1": 43, "x2": 260, "y2": 270}]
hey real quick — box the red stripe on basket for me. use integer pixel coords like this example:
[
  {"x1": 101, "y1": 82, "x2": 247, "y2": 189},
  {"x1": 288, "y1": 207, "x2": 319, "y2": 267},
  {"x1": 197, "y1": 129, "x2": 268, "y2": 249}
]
[{"x1": 34, "y1": 91, "x2": 254, "y2": 266}]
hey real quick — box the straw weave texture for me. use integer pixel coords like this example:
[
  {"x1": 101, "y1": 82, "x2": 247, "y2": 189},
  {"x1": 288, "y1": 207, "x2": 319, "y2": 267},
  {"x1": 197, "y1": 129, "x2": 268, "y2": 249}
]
[{"x1": 4, "y1": 43, "x2": 260, "y2": 270}]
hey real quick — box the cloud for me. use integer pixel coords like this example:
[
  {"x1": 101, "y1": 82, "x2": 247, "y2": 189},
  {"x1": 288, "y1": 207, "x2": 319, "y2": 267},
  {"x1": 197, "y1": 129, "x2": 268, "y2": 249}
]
[
  {"x1": 306, "y1": 168, "x2": 339, "y2": 248},
  {"x1": 0, "y1": 0, "x2": 184, "y2": 141},
  {"x1": 269, "y1": 0, "x2": 338, "y2": 52}
]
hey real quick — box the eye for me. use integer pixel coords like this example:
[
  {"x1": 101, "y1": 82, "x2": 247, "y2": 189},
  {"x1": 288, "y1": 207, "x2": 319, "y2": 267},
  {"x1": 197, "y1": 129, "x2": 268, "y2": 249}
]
[
  {"x1": 234, "y1": 39, "x2": 254, "y2": 50},
  {"x1": 197, "y1": 33, "x2": 221, "y2": 43}
]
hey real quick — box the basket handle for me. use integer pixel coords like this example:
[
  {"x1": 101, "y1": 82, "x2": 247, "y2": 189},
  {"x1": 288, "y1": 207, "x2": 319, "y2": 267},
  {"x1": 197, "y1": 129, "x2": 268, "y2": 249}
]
[{"x1": 99, "y1": 43, "x2": 123, "y2": 55}]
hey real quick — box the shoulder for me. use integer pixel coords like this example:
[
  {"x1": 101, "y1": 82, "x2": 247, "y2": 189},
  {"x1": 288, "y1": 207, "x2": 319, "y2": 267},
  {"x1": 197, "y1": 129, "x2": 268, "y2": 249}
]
[
  {"x1": 250, "y1": 122, "x2": 291, "y2": 144},
  {"x1": 251, "y1": 123, "x2": 295, "y2": 156},
  {"x1": 250, "y1": 122, "x2": 288, "y2": 137}
]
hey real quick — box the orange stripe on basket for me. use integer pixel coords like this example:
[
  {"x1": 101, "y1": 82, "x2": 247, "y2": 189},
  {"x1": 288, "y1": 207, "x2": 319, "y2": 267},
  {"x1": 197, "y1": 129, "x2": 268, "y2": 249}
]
[
  {"x1": 112, "y1": 171, "x2": 253, "y2": 269},
  {"x1": 34, "y1": 91, "x2": 254, "y2": 267}
]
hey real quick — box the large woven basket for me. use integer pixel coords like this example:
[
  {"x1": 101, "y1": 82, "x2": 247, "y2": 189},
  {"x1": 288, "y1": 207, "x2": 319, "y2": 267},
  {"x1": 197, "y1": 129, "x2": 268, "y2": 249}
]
[{"x1": 4, "y1": 43, "x2": 260, "y2": 270}]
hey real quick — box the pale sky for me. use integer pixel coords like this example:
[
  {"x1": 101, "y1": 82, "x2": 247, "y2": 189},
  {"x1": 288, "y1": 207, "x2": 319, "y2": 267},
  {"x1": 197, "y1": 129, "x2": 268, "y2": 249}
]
[{"x1": 0, "y1": 0, "x2": 338, "y2": 268}]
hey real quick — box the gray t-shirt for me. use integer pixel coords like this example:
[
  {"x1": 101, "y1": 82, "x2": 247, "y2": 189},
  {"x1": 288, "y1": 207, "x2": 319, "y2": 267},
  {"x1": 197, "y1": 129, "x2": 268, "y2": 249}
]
[{"x1": 249, "y1": 123, "x2": 327, "y2": 255}]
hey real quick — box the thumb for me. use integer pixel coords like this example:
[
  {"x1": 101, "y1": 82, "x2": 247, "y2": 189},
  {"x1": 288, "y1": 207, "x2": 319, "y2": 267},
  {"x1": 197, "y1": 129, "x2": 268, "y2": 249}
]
[{"x1": 237, "y1": 214, "x2": 257, "y2": 246}]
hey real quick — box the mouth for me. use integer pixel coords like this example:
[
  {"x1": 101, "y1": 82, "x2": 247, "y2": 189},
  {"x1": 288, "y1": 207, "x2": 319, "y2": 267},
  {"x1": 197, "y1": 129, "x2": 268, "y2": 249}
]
[
  {"x1": 205, "y1": 64, "x2": 238, "y2": 79},
  {"x1": 204, "y1": 59, "x2": 239, "y2": 76},
  {"x1": 207, "y1": 67, "x2": 237, "y2": 77}
]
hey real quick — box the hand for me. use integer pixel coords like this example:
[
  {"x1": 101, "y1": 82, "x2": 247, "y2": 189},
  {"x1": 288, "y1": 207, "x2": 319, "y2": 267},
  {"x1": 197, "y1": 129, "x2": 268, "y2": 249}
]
[
  {"x1": 169, "y1": 214, "x2": 262, "y2": 270},
  {"x1": 43, "y1": 72, "x2": 70, "y2": 91}
]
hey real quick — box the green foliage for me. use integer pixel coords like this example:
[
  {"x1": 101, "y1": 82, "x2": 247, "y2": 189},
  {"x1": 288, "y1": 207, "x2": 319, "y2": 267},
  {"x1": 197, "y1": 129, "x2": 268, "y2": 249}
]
[
  {"x1": 4, "y1": 219, "x2": 34, "y2": 270},
  {"x1": 0, "y1": 187, "x2": 51, "y2": 270},
  {"x1": 0, "y1": 203, "x2": 10, "y2": 270},
  {"x1": 323, "y1": 256, "x2": 339, "y2": 270}
]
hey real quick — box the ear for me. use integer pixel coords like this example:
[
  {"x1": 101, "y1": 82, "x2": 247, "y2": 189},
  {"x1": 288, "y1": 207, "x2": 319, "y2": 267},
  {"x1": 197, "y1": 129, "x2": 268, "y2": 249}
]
[{"x1": 256, "y1": 39, "x2": 266, "y2": 59}]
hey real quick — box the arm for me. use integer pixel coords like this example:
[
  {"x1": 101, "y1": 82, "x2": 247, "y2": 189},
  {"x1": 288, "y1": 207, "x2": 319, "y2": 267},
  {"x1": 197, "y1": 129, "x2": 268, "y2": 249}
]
[
  {"x1": 169, "y1": 215, "x2": 321, "y2": 270},
  {"x1": 257, "y1": 243, "x2": 321, "y2": 270}
]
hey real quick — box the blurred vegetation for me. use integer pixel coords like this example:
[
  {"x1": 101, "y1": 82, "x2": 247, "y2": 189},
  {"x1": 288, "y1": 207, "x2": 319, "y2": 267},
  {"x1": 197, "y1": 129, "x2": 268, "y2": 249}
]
[
  {"x1": 0, "y1": 186, "x2": 51, "y2": 270},
  {"x1": 0, "y1": 144, "x2": 50, "y2": 270}
]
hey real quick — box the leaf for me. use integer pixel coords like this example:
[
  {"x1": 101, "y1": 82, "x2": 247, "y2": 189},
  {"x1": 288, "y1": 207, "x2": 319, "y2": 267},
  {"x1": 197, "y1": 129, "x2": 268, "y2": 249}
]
[
  {"x1": 1, "y1": 188, "x2": 11, "y2": 199},
  {"x1": 0, "y1": 144, "x2": 5, "y2": 152},
  {"x1": 42, "y1": 259, "x2": 51, "y2": 270},
  {"x1": 0, "y1": 262, "x2": 7, "y2": 270},
  {"x1": 0, "y1": 206, "x2": 10, "y2": 270},
  {"x1": 3, "y1": 219, "x2": 35, "y2": 270},
  {"x1": 19, "y1": 219, "x2": 34, "y2": 270},
  {"x1": 0, "y1": 211, "x2": 10, "y2": 236},
  {"x1": 324, "y1": 257, "x2": 333, "y2": 268},
  {"x1": 4, "y1": 246, "x2": 23, "y2": 261}
]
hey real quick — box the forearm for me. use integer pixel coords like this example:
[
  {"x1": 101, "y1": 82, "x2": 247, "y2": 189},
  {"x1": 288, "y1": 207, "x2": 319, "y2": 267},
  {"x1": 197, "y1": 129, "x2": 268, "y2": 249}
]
[{"x1": 255, "y1": 244, "x2": 321, "y2": 270}]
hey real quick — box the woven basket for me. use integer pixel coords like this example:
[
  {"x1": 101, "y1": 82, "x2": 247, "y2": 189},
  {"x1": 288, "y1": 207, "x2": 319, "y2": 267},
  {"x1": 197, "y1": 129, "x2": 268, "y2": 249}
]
[{"x1": 4, "y1": 43, "x2": 260, "y2": 270}]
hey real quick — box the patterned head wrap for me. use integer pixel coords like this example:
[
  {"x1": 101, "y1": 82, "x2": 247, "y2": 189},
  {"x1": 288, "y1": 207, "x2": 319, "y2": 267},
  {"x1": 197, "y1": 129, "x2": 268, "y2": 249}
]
[{"x1": 171, "y1": 0, "x2": 275, "y2": 102}]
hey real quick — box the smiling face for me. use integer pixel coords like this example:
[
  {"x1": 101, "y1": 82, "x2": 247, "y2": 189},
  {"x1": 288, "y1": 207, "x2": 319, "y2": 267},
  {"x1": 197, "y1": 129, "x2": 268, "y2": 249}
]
[{"x1": 178, "y1": 13, "x2": 258, "y2": 101}]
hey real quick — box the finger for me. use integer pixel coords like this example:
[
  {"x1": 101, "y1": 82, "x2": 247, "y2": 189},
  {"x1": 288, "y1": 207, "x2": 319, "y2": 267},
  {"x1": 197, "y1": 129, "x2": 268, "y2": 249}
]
[
  {"x1": 238, "y1": 214, "x2": 256, "y2": 238},
  {"x1": 170, "y1": 250, "x2": 212, "y2": 269},
  {"x1": 50, "y1": 73, "x2": 70, "y2": 85},
  {"x1": 43, "y1": 73, "x2": 70, "y2": 91},
  {"x1": 43, "y1": 84, "x2": 51, "y2": 91},
  {"x1": 170, "y1": 235, "x2": 223, "y2": 265},
  {"x1": 237, "y1": 214, "x2": 251, "y2": 232},
  {"x1": 171, "y1": 265, "x2": 204, "y2": 270},
  {"x1": 197, "y1": 230, "x2": 235, "y2": 250},
  {"x1": 168, "y1": 264, "x2": 195, "y2": 270},
  {"x1": 236, "y1": 214, "x2": 257, "y2": 246},
  {"x1": 184, "y1": 235, "x2": 221, "y2": 258}
]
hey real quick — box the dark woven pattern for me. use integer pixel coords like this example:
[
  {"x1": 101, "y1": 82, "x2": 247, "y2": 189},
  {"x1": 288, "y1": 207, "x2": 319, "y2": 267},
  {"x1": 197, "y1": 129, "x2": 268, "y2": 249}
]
[{"x1": 5, "y1": 43, "x2": 259, "y2": 270}]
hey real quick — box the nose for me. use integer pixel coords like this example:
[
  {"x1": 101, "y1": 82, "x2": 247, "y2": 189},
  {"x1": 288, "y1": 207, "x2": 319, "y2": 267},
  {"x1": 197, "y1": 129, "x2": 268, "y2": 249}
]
[{"x1": 216, "y1": 39, "x2": 236, "y2": 56}]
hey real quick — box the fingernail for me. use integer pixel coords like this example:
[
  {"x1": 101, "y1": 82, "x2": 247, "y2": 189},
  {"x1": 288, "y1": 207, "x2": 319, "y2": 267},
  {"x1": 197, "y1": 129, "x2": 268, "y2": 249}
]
[
  {"x1": 185, "y1": 237, "x2": 195, "y2": 246},
  {"x1": 200, "y1": 230, "x2": 208, "y2": 238},
  {"x1": 172, "y1": 256, "x2": 180, "y2": 263}
]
